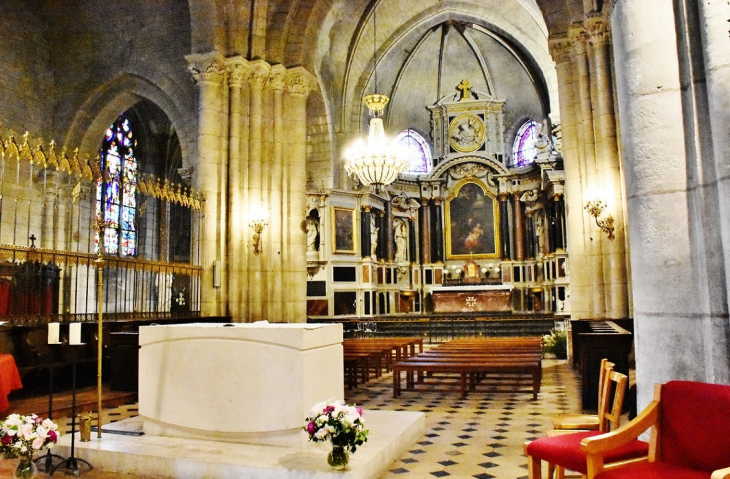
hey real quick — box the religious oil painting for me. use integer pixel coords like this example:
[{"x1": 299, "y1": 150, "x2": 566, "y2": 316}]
[
  {"x1": 333, "y1": 207, "x2": 356, "y2": 253},
  {"x1": 445, "y1": 181, "x2": 499, "y2": 259}
]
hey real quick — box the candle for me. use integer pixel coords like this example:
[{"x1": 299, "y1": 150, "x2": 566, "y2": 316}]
[
  {"x1": 48, "y1": 322, "x2": 60, "y2": 344},
  {"x1": 69, "y1": 323, "x2": 82, "y2": 345}
]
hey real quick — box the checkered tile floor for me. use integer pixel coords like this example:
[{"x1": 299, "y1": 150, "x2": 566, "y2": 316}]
[
  {"x1": 5, "y1": 358, "x2": 580, "y2": 478},
  {"x1": 346, "y1": 359, "x2": 581, "y2": 479}
]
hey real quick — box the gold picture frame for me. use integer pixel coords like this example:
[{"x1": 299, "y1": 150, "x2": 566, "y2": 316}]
[
  {"x1": 444, "y1": 180, "x2": 500, "y2": 259},
  {"x1": 448, "y1": 113, "x2": 486, "y2": 153},
  {"x1": 332, "y1": 207, "x2": 356, "y2": 253}
]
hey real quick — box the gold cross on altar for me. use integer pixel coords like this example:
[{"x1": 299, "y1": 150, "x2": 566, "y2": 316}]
[{"x1": 457, "y1": 79, "x2": 472, "y2": 101}]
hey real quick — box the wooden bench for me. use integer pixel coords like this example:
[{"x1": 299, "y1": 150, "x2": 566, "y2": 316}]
[
  {"x1": 342, "y1": 337, "x2": 423, "y2": 389},
  {"x1": 392, "y1": 337, "x2": 542, "y2": 399}
]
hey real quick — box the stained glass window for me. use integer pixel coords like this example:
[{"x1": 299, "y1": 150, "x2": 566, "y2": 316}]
[
  {"x1": 511, "y1": 119, "x2": 539, "y2": 167},
  {"x1": 396, "y1": 129, "x2": 432, "y2": 174},
  {"x1": 96, "y1": 115, "x2": 137, "y2": 256}
]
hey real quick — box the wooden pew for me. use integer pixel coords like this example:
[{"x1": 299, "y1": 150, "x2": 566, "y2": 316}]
[
  {"x1": 392, "y1": 337, "x2": 542, "y2": 399},
  {"x1": 342, "y1": 337, "x2": 423, "y2": 389}
]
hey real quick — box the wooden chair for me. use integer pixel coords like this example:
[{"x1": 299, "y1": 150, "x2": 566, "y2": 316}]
[
  {"x1": 525, "y1": 369, "x2": 648, "y2": 479},
  {"x1": 552, "y1": 358, "x2": 613, "y2": 432},
  {"x1": 581, "y1": 380, "x2": 730, "y2": 479}
]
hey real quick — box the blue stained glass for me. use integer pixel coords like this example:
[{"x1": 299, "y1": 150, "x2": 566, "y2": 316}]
[
  {"x1": 511, "y1": 120, "x2": 539, "y2": 167},
  {"x1": 106, "y1": 180, "x2": 120, "y2": 205},
  {"x1": 105, "y1": 204, "x2": 120, "y2": 227},
  {"x1": 104, "y1": 227, "x2": 119, "y2": 255},
  {"x1": 396, "y1": 129, "x2": 432, "y2": 174},
  {"x1": 121, "y1": 206, "x2": 135, "y2": 230},
  {"x1": 121, "y1": 230, "x2": 136, "y2": 256},
  {"x1": 98, "y1": 114, "x2": 138, "y2": 256}
]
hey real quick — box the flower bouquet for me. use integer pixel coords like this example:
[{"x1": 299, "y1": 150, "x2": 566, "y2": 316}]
[
  {"x1": 1, "y1": 414, "x2": 59, "y2": 479},
  {"x1": 542, "y1": 328, "x2": 568, "y2": 359},
  {"x1": 304, "y1": 399, "x2": 368, "y2": 470}
]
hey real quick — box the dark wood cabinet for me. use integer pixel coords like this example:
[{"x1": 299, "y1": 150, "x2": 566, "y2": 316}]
[{"x1": 571, "y1": 319, "x2": 633, "y2": 412}]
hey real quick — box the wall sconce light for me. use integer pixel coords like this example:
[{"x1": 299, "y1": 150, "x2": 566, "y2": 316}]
[
  {"x1": 584, "y1": 199, "x2": 615, "y2": 240},
  {"x1": 249, "y1": 211, "x2": 269, "y2": 255}
]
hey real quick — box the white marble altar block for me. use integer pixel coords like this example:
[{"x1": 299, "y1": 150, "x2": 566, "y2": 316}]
[{"x1": 138, "y1": 323, "x2": 344, "y2": 447}]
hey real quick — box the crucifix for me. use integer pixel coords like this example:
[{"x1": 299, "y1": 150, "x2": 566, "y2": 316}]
[
  {"x1": 29, "y1": 234, "x2": 37, "y2": 248},
  {"x1": 457, "y1": 79, "x2": 472, "y2": 101}
]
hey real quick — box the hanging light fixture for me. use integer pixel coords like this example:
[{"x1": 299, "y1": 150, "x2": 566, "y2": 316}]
[{"x1": 344, "y1": 6, "x2": 409, "y2": 194}]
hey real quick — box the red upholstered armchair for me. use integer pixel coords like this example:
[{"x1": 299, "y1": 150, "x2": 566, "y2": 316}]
[{"x1": 582, "y1": 380, "x2": 730, "y2": 479}]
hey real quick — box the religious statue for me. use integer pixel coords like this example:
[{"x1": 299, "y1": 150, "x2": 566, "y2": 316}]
[
  {"x1": 306, "y1": 217, "x2": 319, "y2": 252},
  {"x1": 370, "y1": 216, "x2": 379, "y2": 259},
  {"x1": 394, "y1": 219, "x2": 408, "y2": 263},
  {"x1": 535, "y1": 119, "x2": 552, "y2": 151}
]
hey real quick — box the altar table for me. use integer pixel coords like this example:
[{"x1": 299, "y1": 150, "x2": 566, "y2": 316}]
[
  {"x1": 139, "y1": 322, "x2": 343, "y2": 447},
  {"x1": 0, "y1": 354, "x2": 22, "y2": 412},
  {"x1": 430, "y1": 285, "x2": 514, "y2": 313}
]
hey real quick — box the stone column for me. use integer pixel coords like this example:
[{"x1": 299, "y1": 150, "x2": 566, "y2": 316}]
[
  {"x1": 225, "y1": 57, "x2": 249, "y2": 321},
  {"x1": 612, "y1": 0, "x2": 730, "y2": 409},
  {"x1": 361, "y1": 207, "x2": 371, "y2": 259},
  {"x1": 377, "y1": 209, "x2": 386, "y2": 261},
  {"x1": 572, "y1": 24, "x2": 605, "y2": 318},
  {"x1": 554, "y1": 195, "x2": 566, "y2": 251},
  {"x1": 419, "y1": 199, "x2": 431, "y2": 264},
  {"x1": 266, "y1": 65, "x2": 286, "y2": 322},
  {"x1": 186, "y1": 51, "x2": 226, "y2": 317},
  {"x1": 513, "y1": 194, "x2": 525, "y2": 261},
  {"x1": 408, "y1": 217, "x2": 417, "y2": 263},
  {"x1": 432, "y1": 199, "x2": 443, "y2": 263},
  {"x1": 697, "y1": 0, "x2": 730, "y2": 384},
  {"x1": 245, "y1": 60, "x2": 270, "y2": 321},
  {"x1": 498, "y1": 193, "x2": 510, "y2": 259},
  {"x1": 547, "y1": 200, "x2": 556, "y2": 254},
  {"x1": 283, "y1": 67, "x2": 317, "y2": 322},
  {"x1": 586, "y1": 15, "x2": 628, "y2": 319},
  {"x1": 550, "y1": 35, "x2": 590, "y2": 319},
  {"x1": 525, "y1": 212, "x2": 535, "y2": 259},
  {"x1": 384, "y1": 201, "x2": 394, "y2": 262}
]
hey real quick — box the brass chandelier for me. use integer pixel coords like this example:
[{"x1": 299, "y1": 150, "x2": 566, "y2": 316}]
[{"x1": 343, "y1": 7, "x2": 408, "y2": 194}]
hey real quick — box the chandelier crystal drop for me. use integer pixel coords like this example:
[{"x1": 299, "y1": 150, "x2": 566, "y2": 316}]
[{"x1": 344, "y1": 93, "x2": 409, "y2": 194}]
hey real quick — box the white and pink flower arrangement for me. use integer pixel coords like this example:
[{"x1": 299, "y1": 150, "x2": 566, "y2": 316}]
[
  {"x1": 304, "y1": 399, "x2": 368, "y2": 453},
  {"x1": 0, "y1": 413, "x2": 59, "y2": 459}
]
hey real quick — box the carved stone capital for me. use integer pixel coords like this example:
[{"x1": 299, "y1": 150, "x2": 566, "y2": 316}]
[
  {"x1": 225, "y1": 56, "x2": 250, "y2": 88},
  {"x1": 568, "y1": 24, "x2": 588, "y2": 55},
  {"x1": 268, "y1": 64, "x2": 287, "y2": 92},
  {"x1": 284, "y1": 67, "x2": 318, "y2": 97},
  {"x1": 177, "y1": 166, "x2": 195, "y2": 186},
  {"x1": 72, "y1": 181, "x2": 92, "y2": 203},
  {"x1": 585, "y1": 15, "x2": 609, "y2": 46},
  {"x1": 186, "y1": 51, "x2": 225, "y2": 85},
  {"x1": 248, "y1": 59, "x2": 271, "y2": 90},
  {"x1": 548, "y1": 36, "x2": 572, "y2": 64}
]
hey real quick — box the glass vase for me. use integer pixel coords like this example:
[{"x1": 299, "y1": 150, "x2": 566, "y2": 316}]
[
  {"x1": 327, "y1": 445, "x2": 349, "y2": 470},
  {"x1": 14, "y1": 454, "x2": 37, "y2": 479}
]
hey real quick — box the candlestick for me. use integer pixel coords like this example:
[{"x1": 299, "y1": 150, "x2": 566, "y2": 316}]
[
  {"x1": 48, "y1": 322, "x2": 60, "y2": 344},
  {"x1": 69, "y1": 323, "x2": 82, "y2": 345}
]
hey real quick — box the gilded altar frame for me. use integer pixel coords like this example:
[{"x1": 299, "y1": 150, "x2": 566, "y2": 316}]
[
  {"x1": 332, "y1": 207, "x2": 357, "y2": 253},
  {"x1": 444, "y1": 180, "x2": 500, "y2": 260}
]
